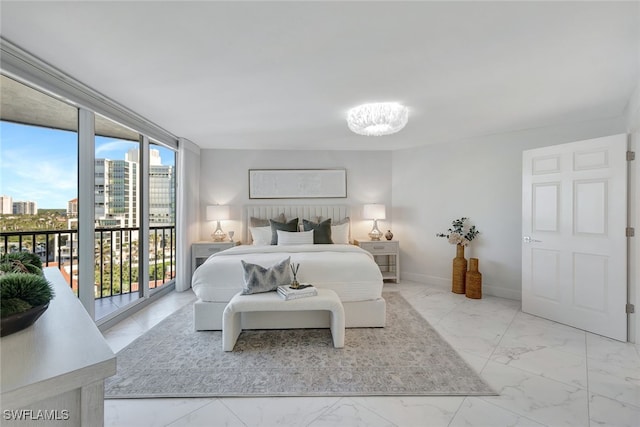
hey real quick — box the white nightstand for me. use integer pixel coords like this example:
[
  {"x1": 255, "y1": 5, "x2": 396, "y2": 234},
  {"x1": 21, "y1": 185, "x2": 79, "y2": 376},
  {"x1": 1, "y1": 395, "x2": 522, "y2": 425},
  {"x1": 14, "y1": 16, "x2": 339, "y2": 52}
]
[
  {"x1": 354, "y1": 239, "x2": 400, "y2": 283},
  {"x1": 192, "y1": 241, "x2": 237, "y2": 275}
]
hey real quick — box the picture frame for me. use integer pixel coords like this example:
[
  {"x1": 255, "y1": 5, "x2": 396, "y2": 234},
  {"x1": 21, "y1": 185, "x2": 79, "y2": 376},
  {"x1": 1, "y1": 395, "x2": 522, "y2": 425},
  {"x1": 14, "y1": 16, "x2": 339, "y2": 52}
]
[{"x1": 249, "y1": 169, "x2": 347, "y2": 199}]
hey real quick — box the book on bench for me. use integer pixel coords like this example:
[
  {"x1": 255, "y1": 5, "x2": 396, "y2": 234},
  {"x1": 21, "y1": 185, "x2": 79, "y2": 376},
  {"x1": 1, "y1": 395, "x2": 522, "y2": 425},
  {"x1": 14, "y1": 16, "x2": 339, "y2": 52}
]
[{"x1": 277, "y1": 284, "x2": 318, "y2": 300}]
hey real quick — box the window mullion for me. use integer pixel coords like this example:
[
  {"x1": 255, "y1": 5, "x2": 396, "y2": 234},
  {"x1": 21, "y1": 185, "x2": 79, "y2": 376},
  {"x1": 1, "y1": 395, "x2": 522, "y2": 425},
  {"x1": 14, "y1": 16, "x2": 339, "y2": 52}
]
[{"x1": 78, "y1": 108, "x2": 96, "y2": 319}]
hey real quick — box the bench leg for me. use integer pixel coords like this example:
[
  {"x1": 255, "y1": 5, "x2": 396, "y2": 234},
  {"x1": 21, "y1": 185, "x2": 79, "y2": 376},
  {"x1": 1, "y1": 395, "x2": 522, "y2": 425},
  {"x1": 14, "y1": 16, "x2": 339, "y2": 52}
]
[
  {"x1": 222, "y1": 310, "x2": 241, "y2": 351},
  {"x1": 330, "y1": 308, "x2": 345, "y2": 348}
]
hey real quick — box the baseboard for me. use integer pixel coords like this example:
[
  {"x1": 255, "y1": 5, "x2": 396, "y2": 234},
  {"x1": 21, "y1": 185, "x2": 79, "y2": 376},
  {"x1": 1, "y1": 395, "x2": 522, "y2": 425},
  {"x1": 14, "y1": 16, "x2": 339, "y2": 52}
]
[
  {"x1": 482, "y1": 284, "x2": 521, "y2": 301},
  {"x1": 401, "y1": 271, "x2": 522, "y2": 301}
]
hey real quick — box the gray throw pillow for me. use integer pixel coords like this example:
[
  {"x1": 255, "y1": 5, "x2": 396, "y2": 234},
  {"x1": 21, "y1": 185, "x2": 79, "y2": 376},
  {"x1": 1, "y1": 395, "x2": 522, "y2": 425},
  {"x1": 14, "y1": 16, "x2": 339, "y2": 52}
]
[
  {"x1": 270, "y1": 218, "x2": 298, "y2": 245},
  {"x1": 240, "y1": 257, "x2": 291, "y2": 295},
  {"x1": 303, "y1": 218, "x2": 333, "y2": 244},
  {"x1": 250, "y1": 213, "x2": 286, "y2": 228}
]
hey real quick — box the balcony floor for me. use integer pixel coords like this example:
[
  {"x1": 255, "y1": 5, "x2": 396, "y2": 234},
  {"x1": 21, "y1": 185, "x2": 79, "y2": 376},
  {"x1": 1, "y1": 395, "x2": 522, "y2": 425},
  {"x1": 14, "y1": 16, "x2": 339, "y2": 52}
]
[{"x1": 95, "y1": 292, "x2": 142, "y2": 320}]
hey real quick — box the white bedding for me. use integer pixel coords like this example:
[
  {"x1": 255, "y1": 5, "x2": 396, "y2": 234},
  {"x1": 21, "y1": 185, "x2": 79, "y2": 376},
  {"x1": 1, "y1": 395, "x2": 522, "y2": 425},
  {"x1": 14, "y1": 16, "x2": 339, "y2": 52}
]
[{"x1": 191, "y1": 244, "x2": 383, "y2": 303}]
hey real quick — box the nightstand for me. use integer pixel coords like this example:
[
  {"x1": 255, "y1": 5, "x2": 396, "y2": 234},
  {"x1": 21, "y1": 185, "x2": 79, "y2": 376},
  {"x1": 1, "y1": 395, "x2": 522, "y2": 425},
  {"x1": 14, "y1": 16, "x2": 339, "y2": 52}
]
[
  {"x1": 192, "y1": 241, "x2": 237, "y2": 275},
  {"x1": 354, "y1": 239, "x2": 399, "y2": 283}
]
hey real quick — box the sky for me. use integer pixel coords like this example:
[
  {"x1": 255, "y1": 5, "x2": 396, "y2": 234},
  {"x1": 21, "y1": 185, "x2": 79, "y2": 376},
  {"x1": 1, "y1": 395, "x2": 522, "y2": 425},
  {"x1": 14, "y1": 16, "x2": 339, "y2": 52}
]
[{"x1": 0, "y1": 121, "x2": 175, "y2": 209}]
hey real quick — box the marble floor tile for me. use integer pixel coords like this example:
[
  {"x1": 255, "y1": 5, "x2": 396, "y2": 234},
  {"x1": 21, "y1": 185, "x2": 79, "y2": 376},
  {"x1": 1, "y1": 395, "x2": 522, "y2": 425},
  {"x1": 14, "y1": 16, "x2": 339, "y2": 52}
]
[
  {"x1": 491, "y1": 343, "x2": 588, "y2": 389},
  {"x1": 586, "y1": 333, "x2": 640, "y2": 369},
  {"x1": 588, "y1": 393, "x2": 640, "y2": 427},
  {"x1": 501, "y1": 312, "x2": 587, "y2": 358},
  {"x1": 587, "y1": 357, "x2": 640, "y2": 407},
  {"x1": 350, "y1": 396, "x2": 464, "y2": 427},
  {"x1": 481, "y1": 361, "x2": 589, "y2": 426},
  {"x1": 307, "y1": 397, "x2": 397, "y2": 427},
  {"x1": 104, "y1": 398, "x2": 212, "y2": 427},
  {"x1": 102, "y1": 317, "x2": 148, "y2": 353},
  {"x1": 167, "y1": 399, "x2": 246, "y2": 427},
  {"x1": 220, "y1": 397, "x2": 340, "y2": 427},
  {"x1": 450, "y1": 397, "x2": 545, "y2": 427}
]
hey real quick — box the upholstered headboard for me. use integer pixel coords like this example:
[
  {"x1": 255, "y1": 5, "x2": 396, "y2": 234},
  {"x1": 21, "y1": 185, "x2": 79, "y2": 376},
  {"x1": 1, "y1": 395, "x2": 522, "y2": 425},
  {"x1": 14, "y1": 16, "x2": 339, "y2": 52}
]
[{"x1": 243, "y1": 205, "x2": 350, "y2": 243}]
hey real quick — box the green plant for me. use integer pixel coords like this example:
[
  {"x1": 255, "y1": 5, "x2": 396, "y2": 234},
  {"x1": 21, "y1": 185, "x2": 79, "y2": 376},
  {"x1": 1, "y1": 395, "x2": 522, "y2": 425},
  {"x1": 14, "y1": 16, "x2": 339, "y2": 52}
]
[
  {"x1": 0, "y1": 252, "x2": 44, "y2": 275},
  {"x1": 1, "y1": 298, "x2": 33, "y2": 316},
  {"x1": 0, "y1": 273, "x2": 54, "y2": 317},
  {"x1": 436, "y1": 217, "x2": 480, "y2": 246}
]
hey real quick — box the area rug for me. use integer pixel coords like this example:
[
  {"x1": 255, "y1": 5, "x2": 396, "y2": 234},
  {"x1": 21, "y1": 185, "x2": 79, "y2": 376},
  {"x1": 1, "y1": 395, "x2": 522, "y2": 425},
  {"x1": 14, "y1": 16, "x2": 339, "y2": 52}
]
[{"x1": 105, "y1": 292, "x2": 495, "y2": 398}]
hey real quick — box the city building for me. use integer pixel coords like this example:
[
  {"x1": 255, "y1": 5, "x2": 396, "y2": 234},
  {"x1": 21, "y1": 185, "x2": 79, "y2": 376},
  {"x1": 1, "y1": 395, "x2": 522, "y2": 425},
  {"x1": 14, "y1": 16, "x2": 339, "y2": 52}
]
[
  {"x1": 0, "y1": 195, "x2": 12, "y2": 214},
  {"x1": 12, "y1": 200, "x2": 37, "y2": 215}
]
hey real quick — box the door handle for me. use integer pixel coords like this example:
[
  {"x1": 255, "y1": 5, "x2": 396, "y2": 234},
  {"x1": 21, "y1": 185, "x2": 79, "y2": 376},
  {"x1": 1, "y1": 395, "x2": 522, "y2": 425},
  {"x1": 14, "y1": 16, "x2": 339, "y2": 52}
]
[{"x1": 523, "y1": 236, "x2": 542, "y2": 243}]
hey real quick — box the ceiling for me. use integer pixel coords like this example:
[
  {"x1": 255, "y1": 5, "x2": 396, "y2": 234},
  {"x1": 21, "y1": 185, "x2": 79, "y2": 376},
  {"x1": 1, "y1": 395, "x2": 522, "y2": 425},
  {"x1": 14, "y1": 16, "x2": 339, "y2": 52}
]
[{"x1": 1, "y1": 1, "x2": 638, "y2": 151}]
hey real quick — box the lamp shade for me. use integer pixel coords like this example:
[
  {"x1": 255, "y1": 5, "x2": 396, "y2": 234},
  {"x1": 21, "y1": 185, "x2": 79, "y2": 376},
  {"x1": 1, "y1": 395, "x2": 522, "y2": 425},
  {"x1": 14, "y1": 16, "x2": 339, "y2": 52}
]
[
  {"x1": 206, "y1": 205, "x2": 230, "y2": 221},
  {"x1": 363, "y1": 204, "x2": 386, "y2": 220}
]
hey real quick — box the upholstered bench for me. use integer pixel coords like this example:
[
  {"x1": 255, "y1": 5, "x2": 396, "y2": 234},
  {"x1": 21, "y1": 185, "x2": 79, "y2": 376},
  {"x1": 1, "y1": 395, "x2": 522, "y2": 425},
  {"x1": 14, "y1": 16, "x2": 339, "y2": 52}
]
[{"x1": 222, "y1": 288, "x2": 345, "y2": 351}]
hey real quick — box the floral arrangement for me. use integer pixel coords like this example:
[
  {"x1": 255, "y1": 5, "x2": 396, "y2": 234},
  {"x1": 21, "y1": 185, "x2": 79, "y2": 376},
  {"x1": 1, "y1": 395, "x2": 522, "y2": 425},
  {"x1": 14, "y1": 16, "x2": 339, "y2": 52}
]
[{"x1": 437, "y1": 217, "x2": 480, "y2": 246}]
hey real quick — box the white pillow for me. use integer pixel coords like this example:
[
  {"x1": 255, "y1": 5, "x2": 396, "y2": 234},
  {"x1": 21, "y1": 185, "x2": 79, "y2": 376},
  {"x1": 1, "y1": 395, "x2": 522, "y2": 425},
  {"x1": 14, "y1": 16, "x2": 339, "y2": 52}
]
[
  {"x1": 250, "y1": 226, "x2": 272, "y2": 246},
  {"x1": 331, "y1": 222, "x2": 350, "y2": 244},
  {"x1": 277, "y1": 229, "x2": 314, "y2": 245}
]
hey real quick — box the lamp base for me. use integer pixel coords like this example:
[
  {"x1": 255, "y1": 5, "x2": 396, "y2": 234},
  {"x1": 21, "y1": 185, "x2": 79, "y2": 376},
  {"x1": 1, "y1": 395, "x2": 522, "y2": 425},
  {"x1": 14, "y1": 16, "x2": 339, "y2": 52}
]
[
  {"x1": 368, "y1": 220, "x2": 383, "y2": 241},
  {"x1": 212, "y1": 221, "x2": 226, "y2": 242}
]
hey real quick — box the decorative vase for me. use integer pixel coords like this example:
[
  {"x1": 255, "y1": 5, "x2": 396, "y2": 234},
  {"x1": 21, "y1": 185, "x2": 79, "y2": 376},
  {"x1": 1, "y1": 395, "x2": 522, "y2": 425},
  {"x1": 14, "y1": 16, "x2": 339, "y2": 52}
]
[
  {"x1": 465, "y1": 258, "x2": 482, "y2": 299},
  {"x1": 384, "y1": 230, "x2": 393, "y2": 240},
  {"x1": 0, "y1": 302, "x2": 49, "y2": 337},
  {"x1": 452, "y1": 244, "x2": 467, "y2": 294}
]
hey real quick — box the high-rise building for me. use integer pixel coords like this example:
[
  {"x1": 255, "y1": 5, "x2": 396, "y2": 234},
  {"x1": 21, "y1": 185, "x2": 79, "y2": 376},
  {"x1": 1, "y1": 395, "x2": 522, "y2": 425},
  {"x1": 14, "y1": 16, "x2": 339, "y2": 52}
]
[
  {"x1": 12, "y1": 200, "x2": 37, "y2": 215},
  {"x1": 0, "y1": 195, "x2": 12, "y2": 214},
  {"x1": 94, "y1": 148, "x2": 173, "y2": 228},
  {"x1": 95, "y1": 157, "x2": 138, "y2": 228},
  {"x1": 126, "y1": 148, "x2": 175, "y2": 227},
  {"x1": 149, "y1": 163, "x2": 175, "y2": 226}
]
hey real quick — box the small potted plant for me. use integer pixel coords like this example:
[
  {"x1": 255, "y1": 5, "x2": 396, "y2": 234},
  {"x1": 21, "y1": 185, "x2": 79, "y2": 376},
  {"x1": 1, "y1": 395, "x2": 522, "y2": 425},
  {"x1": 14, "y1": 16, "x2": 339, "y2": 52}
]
[{"x1": 0, "y1": 252, "x2": 55, "y2": 337}]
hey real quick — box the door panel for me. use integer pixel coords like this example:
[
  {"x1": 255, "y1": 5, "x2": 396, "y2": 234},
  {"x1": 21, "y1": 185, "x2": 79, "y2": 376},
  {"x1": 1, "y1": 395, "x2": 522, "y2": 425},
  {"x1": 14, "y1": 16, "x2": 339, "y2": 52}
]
[{"x1": 522, "y1": 134, "x2": 627, "y2": 341}]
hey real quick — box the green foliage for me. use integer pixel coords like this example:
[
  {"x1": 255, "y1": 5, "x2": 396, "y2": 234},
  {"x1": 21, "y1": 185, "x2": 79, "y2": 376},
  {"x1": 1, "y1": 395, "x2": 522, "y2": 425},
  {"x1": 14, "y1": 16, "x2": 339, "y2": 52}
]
[
  {"x1": 0, "y1": 252, "x2": 44, "y2": 275},
  {"x1": 436, "y1": 217, "x2": 480, "y2": 246},
  {"x1": 0, "y1": 298, "x2": 32, "y2": 317},
  {"x1": 0, "y1": 273, "x2": 54, "y2": 317}
]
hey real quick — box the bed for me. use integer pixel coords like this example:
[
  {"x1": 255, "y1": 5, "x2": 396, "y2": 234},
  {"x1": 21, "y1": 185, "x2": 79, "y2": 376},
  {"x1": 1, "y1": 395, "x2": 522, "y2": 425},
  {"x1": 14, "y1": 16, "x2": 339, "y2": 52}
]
[{"x1": 192, "y1": 205, "x2": 386, "y2": 331}]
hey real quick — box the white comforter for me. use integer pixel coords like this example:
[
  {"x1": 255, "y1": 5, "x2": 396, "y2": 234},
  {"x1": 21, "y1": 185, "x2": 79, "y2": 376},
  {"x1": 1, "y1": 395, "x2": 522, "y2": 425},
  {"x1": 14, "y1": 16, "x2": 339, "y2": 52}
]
[{"x1": 191, "y1": 244, "x2": 384, "y2": 303}]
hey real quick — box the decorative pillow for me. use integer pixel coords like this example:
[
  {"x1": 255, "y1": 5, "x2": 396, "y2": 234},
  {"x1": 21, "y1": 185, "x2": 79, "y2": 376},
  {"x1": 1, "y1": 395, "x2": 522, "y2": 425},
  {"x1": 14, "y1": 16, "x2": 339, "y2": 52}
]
[
  {"x1": 249, "y1": 226, "x2": 272, "y2": 246},
  {"x1": 277, "y1": 229, "x2": 314, "y2": 245},
  {"x1": 240, "y1": 257, "x2": 291, "y2": 295},
  {"x1": 270, "y1": 218, "x2": 298, "y2": 245},
  {"x1": 331, "y1": 218, "x2": 350, "y2": 244},
  {"x1": 250, "y1": 213, "x2": 286, "y2": 228},
  {"x1": 303, "y1": 218, "x2": 332, "y2": 244}
]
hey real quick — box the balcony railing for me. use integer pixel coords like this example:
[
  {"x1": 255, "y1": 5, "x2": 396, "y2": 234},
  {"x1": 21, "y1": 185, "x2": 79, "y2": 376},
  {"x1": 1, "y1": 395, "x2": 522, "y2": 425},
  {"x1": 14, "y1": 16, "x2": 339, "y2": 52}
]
[{"x1": 1, "y1": 226, "x2": 176, "y2": 299}]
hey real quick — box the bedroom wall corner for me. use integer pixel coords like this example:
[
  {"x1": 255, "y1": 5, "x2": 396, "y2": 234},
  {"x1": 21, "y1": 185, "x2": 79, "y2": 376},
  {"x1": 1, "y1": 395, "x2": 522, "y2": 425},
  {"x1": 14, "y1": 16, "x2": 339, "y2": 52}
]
[
  {"x1": 197, "y1": 149, "x2": 392, "y2": 242},
  {"x1": 176, "y1": 138, "x2": 201, "y2": 292},
  {"x1": 391, "y1": 116, "x2": 626, "y2": 301}
]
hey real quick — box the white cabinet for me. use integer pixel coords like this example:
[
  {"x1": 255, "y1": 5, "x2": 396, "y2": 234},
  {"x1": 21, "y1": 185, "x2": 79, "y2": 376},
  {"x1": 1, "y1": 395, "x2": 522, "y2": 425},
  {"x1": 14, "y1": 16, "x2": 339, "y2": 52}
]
[
  {"x1": 1, "y1": 268, "x2": 116, "y2": 426},
  {"x1": 192, "y1": 241, "x2": 237, "y2": 275},
  {"x1": 354, "y1": 240, "x2": 400, "y2": 283}
]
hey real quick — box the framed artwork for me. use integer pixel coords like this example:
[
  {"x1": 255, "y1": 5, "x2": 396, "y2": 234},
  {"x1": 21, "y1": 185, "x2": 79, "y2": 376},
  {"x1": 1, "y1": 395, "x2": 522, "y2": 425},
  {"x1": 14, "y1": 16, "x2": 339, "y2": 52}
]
[{"x1": 249, "y1": 169, "x2": 347, "y2": 199}]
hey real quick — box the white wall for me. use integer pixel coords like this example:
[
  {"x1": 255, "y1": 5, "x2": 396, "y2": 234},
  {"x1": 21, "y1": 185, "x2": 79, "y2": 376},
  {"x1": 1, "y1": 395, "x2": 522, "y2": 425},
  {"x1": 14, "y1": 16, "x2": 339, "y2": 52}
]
[
  {"x1": 198, "y1": 149, "x2": 392, "y2": 242},
  {"x1": 392, "y1": 116, "x2": 626, "y2": 300}
]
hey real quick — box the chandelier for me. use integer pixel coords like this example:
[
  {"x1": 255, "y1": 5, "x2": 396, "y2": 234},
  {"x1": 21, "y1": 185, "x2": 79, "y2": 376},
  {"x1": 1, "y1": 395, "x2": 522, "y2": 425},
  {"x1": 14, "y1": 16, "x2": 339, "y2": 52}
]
[{"x1": 347, "y1": 102, "x2": 409, "y2": 136}]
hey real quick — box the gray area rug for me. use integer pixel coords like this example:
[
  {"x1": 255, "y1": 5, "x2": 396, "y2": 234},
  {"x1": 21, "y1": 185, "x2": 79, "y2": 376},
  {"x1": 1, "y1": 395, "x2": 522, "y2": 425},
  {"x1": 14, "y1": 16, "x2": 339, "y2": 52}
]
[{"x1": 105, "y1": 292, "x2": 495, "y2": 398}]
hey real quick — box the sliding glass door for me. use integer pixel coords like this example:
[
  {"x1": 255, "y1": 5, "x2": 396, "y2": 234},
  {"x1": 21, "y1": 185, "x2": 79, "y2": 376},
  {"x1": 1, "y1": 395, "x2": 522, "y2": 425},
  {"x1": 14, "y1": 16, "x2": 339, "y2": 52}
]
[{"x1": 1, "y1": 73, "x2": 178, "y2": 322}]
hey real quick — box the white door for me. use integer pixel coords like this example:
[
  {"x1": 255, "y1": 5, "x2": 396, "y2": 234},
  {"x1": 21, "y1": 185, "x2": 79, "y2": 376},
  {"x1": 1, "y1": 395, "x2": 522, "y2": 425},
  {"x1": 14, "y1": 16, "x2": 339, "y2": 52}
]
[{"x1": 522, "y1": 134, "x2": 628, "y2": 341}]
